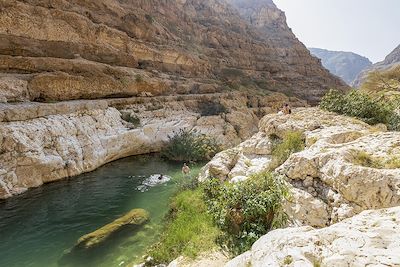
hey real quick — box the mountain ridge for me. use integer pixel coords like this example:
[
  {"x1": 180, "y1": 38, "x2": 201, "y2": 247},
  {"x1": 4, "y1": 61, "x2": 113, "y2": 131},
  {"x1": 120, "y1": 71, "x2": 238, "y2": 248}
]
[{"x1": 309, "y1": 47, "x2": 372, "y2": 85}]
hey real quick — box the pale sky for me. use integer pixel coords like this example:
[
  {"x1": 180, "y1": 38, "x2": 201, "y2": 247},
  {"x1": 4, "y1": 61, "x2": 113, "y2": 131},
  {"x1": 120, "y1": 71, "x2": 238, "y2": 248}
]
[{"x1": 274, "y1": 0, "x2": 400, "y2": 63}]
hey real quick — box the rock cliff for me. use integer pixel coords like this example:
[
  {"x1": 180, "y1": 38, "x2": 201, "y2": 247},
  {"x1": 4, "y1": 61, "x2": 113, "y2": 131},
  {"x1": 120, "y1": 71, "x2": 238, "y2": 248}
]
[
  {"x1": 196, "y1": 108, "x2": 400, "y2": 267},
  {"x1": 0, "y1": 0, "x2": 344, "y2": 104},
  {"x1": 0, "y1": 91, "x2": 306, "y2": 199},
  {"x1": 226, "y1": 207, "x2": 400, "y2": 267},
  {"x1": 353, "y1": 44, "x2": 400, "y2": 87},
  {"x1": 309, "y1": 48, "x2": 372, "y2": 85},
  {"x1": 0, "y1": 0, "x2": 346, "y2": 198},
  {"x1": 200, "y1": 108, "x2": 400, "y2": 227}
]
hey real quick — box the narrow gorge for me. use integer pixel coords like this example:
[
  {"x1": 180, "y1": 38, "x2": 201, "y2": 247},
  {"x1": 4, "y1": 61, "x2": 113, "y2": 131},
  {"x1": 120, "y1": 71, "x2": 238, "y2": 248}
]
[{"x1": 0, "y1": 1, "x2": 398, "y2": 267}]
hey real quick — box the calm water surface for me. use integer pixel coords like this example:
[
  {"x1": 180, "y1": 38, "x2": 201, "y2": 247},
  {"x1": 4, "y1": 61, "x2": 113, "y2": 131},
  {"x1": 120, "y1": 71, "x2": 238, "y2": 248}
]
[{"x1": 0, "y1": 155, "x2": 202, "y2": 267}]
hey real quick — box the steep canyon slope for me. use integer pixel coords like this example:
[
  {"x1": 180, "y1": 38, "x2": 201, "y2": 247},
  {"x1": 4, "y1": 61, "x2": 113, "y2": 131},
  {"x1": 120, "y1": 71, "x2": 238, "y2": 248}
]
[
  {"x1": 309, "y1": 48, "x2": 372, "y2": 85},
  {"x1": 353, "y1": 44, "x2": 400, "y2": 87},
  {"x1": 0, "y1": 0, "x2": 345, "y2": 198},
  {"x1": 0, "y1": 0, "x2": 344, "y2": 103},
  {"x1": 198, "y1": 108, "x2": 400, "y2": 267}
]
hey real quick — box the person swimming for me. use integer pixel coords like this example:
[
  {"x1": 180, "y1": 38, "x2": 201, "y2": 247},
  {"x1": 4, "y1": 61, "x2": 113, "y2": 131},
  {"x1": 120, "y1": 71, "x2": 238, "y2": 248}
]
[{"x1": 158, "y1": 174, "x2": 164, "y2": 180}]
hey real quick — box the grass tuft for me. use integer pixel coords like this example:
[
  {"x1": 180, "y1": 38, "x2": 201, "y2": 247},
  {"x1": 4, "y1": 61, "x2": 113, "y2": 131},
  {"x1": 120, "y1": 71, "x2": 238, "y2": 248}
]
[
  {"x1": 270, "y1": 131, "x2": 305, "y2": 170},
  {"x1": 148, "y1": 188, "x2": 220, "y2": 264}
]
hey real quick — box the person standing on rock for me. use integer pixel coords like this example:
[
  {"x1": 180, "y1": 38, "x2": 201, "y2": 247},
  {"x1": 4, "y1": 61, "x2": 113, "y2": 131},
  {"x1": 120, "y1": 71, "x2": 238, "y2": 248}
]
[
  {"x1": 282, "y1": 103, "x2": 292, "y2": 115},
  {"x1": 182, "y1": 163, "x2": 191, "y2": 178}
]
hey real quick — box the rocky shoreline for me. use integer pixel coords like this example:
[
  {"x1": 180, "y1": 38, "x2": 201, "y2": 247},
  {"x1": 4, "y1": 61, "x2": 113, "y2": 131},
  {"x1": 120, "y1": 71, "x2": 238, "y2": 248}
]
[
  {"x1": 188, "y1": 107, "x2": 400, "y2": 267},
  {"x1": 0, "y1": 91, "x2": 305, "y2": 199}
]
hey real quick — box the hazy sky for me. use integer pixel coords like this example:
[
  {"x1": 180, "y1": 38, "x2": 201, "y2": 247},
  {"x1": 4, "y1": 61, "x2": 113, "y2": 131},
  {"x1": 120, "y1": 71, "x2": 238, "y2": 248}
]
[{"x1": 273, "y1": 0, "x2": 400, "y2": 63}]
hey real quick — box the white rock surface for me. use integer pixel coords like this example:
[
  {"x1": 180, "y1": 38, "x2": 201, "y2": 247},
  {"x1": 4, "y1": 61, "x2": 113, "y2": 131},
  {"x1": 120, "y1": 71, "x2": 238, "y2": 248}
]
[
  {"x1": 226, "y1": 207, "x2": 400, "y2": 267},
  {"x1": 0, "y1": 102, "x2": 248, "y2": 199},
  {"x1": 199, "y1": 108, "x2": 400, "y2": 227}
]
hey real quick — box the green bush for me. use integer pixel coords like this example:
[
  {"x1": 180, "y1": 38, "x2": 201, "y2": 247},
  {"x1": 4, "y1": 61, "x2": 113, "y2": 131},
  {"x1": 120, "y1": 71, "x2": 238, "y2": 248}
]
[
  {"x1": 145, "y1": 14, "x2": 154, "y2": 23},
  {"x1": 120, "y1": 112, "x2": 141, "y2": 127},
  {"x1": 270, "y1": 131, "x2": 305, "y2": 169},
  {"x1": 135, "y1": 74, "x2": 143, "y2": 83},
  {"x1": 148, "y1": 188, "x2": 220, "y2": 264},
  {"x1": 198, "y1": 100, "x2": 227, "y2": 116},
  {"x1": 161, "y1": 130, "x2": 221, "y2": 162},
  {"x1": 203, "y1": 172, "x2": 290, "y2": 255},
  {"x1": 352, "y1": 150, "x2": 400, "y2": 169},
  {"x1": 320, "y1": 89, "x2": 400, "y2": 130}
]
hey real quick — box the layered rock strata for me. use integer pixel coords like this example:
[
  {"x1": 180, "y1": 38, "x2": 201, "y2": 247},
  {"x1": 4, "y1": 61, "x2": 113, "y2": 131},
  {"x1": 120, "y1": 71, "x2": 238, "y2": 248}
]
[
  {"x1": 199, "y1": 108, "x2": 400, "y2": 227},
  {"x1": 0, "y1": 0, "x2": 345, "y2": 104},
  {"x1": 0, "y1": 92, "x2": 305, "y2": 199}
]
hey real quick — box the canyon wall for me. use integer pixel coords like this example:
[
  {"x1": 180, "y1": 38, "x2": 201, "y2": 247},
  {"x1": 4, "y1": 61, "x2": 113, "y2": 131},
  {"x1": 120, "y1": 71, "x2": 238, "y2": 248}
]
[
  {"x1": 353, "y1": 44, "x2": 400, "y2": 87},
  {"x1": 0, "y1": 0, "x2": 345, "y2": 198}
]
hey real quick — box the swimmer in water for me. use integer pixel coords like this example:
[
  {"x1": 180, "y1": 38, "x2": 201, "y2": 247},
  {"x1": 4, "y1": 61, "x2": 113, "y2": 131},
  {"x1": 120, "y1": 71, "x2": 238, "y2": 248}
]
[{"x1": 158, "y1": 174, "x2": 164, "y2": 180}]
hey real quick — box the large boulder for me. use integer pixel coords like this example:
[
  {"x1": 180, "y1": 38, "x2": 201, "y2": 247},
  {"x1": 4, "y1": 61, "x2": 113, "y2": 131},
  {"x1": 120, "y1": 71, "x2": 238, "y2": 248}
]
[
  {"x1": 226, "y1": 207, "x2": 400, "y2": 267},
  {"x1": 199, "y1": 108, "x2": 400, "y2": 227}
]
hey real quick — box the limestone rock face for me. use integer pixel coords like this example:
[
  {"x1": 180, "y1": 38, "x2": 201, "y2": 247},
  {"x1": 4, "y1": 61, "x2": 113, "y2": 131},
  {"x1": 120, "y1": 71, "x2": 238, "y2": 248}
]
[
  {"x1": 168, "y1": 252, "x2": 229, "y2": 267},
  {"x1": 0, "y1": 92, "x2": 305, "y2": 199},
  {"x1": 0, "y1": 0, "x2": 345, "y2": 104},
  {"x1": 226, "y1": 207, "x2": 400, "y2": 267},
  {"x1": 199, "y1": 108, "x2": 400, "y2": 227}
]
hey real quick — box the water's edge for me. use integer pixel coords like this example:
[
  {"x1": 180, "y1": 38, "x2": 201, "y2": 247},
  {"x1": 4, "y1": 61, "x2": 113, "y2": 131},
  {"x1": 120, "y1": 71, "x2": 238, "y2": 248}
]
[{"x1": 0, "y1": 154, "x2": 202, "y2": 267}]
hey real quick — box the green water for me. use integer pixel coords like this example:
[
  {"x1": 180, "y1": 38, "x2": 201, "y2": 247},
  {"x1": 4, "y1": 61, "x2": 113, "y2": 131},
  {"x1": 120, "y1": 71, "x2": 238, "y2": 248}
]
[{"x1": 0, "y1": 155, "x2": 202, "y2": 267}]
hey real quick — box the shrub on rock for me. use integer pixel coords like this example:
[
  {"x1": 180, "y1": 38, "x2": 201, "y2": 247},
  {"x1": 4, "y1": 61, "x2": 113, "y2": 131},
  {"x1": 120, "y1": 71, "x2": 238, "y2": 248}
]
[
  {"x1": 320, "y1": 89, "x2": 400, "y2": 130},
  {"x1": 203, "y1": 171, "x2": 290, "y2": 255},
  {"x1": 162, "y1": 130, "x2": 221, "y2": 162}
]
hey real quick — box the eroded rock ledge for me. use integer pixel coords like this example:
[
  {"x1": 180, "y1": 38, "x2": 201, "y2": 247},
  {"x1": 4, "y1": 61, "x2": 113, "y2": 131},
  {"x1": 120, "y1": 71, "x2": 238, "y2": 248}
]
[
  {"x1": 199, "y1": 108, "x2": 400, "y2": 227},
  {"x1": 0, "y1": 92, "x2": 305, "y2": 199},
  {"x1": 194, "y1": 107, "x2": 400, "y2": 267},
  {"x1": 226, "y1": 207, "x2": 400, "y2": 267}
]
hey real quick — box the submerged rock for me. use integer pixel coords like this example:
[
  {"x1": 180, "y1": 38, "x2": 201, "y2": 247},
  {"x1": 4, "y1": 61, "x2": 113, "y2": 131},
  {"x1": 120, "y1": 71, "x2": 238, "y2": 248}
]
[{"x1": 74, "y1": 209, "x2": 149, "y2": 250}]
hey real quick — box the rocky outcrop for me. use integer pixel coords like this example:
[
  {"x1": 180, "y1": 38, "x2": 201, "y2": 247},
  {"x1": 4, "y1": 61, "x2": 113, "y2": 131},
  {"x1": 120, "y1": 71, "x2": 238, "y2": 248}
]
[
  {"x1": 309, "y1": 48, "x2": 372, "y2": 85},
  {"x1": 0, "y1": 91, "x2": 305, "y2": 199},
  {"x1": 199, "y1": 108, "x2": 400, "y2": 227},
  {"x1": 173, "y1": 108, "x2": 400, "y2": 267},
  {"x1": 0, "y1": 0, "x2": 345, "y2": 104},
  {"x1": 227, "y1": 0, "x2": 346, "y2": 103},
  {"x1": 168, "y1": 252, "x2": 229, "y2": 267},
  {"x1": 0, "y1": 0, "x2": 346, "y2": 198},
  {"x1": 353, "y1": 44, "x2": 400, "y2": 87},
  {"x1": 226, "y1": 207, "x2": 400, "y2": 267}
]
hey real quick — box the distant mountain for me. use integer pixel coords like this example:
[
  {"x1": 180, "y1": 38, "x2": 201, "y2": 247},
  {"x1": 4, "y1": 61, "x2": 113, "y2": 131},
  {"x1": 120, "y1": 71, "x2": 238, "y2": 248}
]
[
  {"x1": 309, "y1": 48, "x2": 372, "y2": 85},
  {"x1": 353, "y1": 44, "x2": 400, "y2": 87}
]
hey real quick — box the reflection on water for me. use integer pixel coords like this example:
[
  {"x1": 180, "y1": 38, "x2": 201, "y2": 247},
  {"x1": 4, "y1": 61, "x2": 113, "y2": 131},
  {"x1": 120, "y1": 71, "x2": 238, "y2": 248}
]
[{"x1": 0, "y1": 155, "x2": 202, "y2": 267}]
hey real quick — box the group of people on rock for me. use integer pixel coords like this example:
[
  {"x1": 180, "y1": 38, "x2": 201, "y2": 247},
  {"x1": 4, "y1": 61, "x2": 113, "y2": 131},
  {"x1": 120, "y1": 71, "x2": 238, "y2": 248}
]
[{"x1": 278, "y1": 103, "x2": 292, "y2": 115}]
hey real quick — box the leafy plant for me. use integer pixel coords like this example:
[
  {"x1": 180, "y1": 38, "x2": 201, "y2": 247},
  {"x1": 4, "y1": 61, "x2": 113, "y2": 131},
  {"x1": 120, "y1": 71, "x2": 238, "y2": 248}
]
[
  {"x1": 270, "y1": 131, "x2": 305, "y2": 170},
  {"x1": 162, "y1": 130, "x2": 221, "y2": 162},
  {"x1": 120, "y1": 112, "x2": 141, "y2": 127},
  {"x1": 352, "y1": 150, "x2": 400, "y2": 169},
  {"x1": 361, "y1": 66, "x2": 400, "y2": 93},
  {"x1": 203, "y1": 172, "x2": 290, "y2": 255},
  {"x1": 148, "y1": 188, "x2": 220, "y2": 264},
  {"x1": 135, "y1": 74, "x2": 143, "y2": 83},
  {"x1": 198, "y1": 100, "x2": 227, "y2": 116},
  {"x1": 145, "y1": 14, "x2": 154, "y2": 23},
  {"x1": 320, "y1": 89, "x2": 400, "y2": 130}
]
